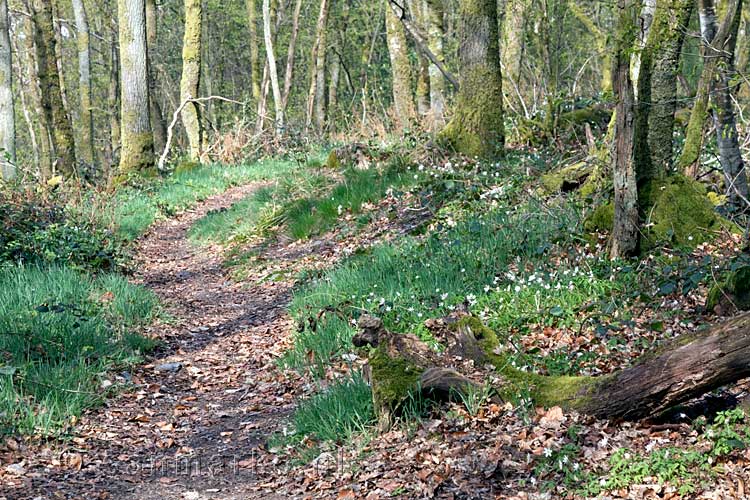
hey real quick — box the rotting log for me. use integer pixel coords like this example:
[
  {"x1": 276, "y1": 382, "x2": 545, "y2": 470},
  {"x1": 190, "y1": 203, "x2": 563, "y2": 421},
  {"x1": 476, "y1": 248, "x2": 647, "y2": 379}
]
[{"x1": 356, "y1": 312, "x2": 750, "y2": 422}]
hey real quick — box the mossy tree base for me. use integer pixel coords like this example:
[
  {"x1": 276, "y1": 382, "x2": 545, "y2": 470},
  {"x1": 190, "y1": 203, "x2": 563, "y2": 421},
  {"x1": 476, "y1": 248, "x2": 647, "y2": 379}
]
[
  {"x1": 356, "y1": 313, "x2": 750, "y2": 422},
  {"x1": 584, "y1": 175, "x2": 737, "y2": 251},
  {"x1": 707, "y1": 265, "x2": 750, "y2": 314}
]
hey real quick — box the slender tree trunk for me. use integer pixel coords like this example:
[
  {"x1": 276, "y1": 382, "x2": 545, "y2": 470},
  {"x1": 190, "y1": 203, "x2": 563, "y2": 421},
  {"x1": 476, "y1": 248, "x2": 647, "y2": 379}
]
[
  {"x1": 328, "y1": 53, "x2": 340, "y2": 122},
  {"x1": 118, "y1": 0, "x2": 155, "y2": 176},
  {"x1": 246, "y1": 0, "x2": 261, "y2": 101},
  {"x1": 703, "y1": 0, "x2": 748, "y2": 207},
  {"x1": 424, "y1": 0, "x2": 446, "y2": 127},
  {"x1": 611, "y1": 0, "x2": 640, "y2": 258},
  {"x1": 281, "y1": 0, "x2": 302, "y2": 112},
  {"x1": 31, "y1": 0, "x2": 77, "y2": 177},
  {"x1": 11, "y1": 30, "x2": 38, "y2": 171},
  {"x1": 21, "y1": 7, "x2": 51, "y2": 180},
  {"x1": 307, "y1": 0, "x2": 330, "y2": 133},
  {"x1": 72, "y1": 0, "x2": 95, "y2": 169},
  {"x1": 385, "y1": 0, "x2": 415, "y2": 128},
  {"x1": 146, "y1": 0, "x2": 167, "y2": 155},
  {"x1": 180, "y1": 0, "x2": 203, "y2": 161},
  {"x1": 108, "y1": 30, "x2": 121, "y2": 169},
  {"x1": 634, "y1": 0, "x2": 693, "y2": 183},
  {"x1": 0, "y1": 0, "x2": 14, "y2": 181},
  {"x1": 262, "y1": 0, "x2": 283, "y2": 134},
  {"x1": 439, "y1": 0, "x2": 503, "y2": 157}
]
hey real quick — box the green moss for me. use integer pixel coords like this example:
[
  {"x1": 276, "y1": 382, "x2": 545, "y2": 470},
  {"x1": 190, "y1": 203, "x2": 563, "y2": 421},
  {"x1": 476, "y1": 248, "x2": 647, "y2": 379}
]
[
  {"x1": 369, "y1": 347, "x2": 423, "y2": 411},
  {"x1": 640, "y1": 175, "x2": 736, "y2": 249},
  {"x1": 326, "y1": 151, "x2": 340, "y2": 170},
  {"x1": 540, "y1": 162, "x2": 594, "y2": 194},
  {"x1": 584, "y1": 203, "x2": 614, "y2": 234},
  {"x1": 706, "y1": 266, "x2": 750, "y2": 312}
]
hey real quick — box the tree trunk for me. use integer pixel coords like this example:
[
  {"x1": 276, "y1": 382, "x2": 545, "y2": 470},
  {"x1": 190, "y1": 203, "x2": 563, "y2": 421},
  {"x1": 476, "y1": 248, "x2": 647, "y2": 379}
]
[
  {"x1": 72, "y1": 0, "x2": 95, "y2": 170},
  {"x1": 0, "y1": 0, "x2": 14, "y2": 181},
  {"x1": 634, "y1": 0, "x2": 693, "y2": 183},
  {"x1": 20, "y1": 7, "x2": 51, "y2": 180},
  {"x1": 611, "y1": 0, "x2": 640, "y2": 258},
  {"x1": 118, "y1": 0, "x2": 155, "y2": 176},
  {"x1": 361, "y1": 311, "x2": 750, "y2": 422},
  {"x1": 307, "y1": 0, "x2": 330, "y2": 134},
  {"x1": 108, "y1": 30, "x2": 121, "y2": 170},
  {"x1": 246, "y1": 0, "x2": 261, "y2": 101},
  {"x1": 11, "y1": 30, "x2": 38, "y2": 172},
  {"x1": 262, "y1": 0, "x2": 283, "y2": 135},
  {"x1": 385, "y1": 0, "x2": 415, "y2": 129},
  {"x1": 146, "y1": 0, "x2": 167, "y2": 156},
  {"x1": 180, "y1": 0, "x2": 203, "y2": 162},
  {"x1": 703, "y1": 0, "x2": 748, "y2": 208},
  {"x1": 281, "y1": 0, "x2": 302, "y2": 112},
  {"x1": 31, "y1": 0, "x2": 77, "y2": 177},
  {"x1": 439, "y1": 0, "x2": 503, "y2": 158},
  {"x1": 423, "y1": 0, "x2": 446, "y2": 127}
]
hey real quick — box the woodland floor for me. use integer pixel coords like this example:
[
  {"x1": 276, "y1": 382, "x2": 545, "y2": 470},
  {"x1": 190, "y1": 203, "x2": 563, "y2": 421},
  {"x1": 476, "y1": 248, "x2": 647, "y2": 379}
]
[{"x1": 5, "y1": 178, "x2": 750, "y2": 499}]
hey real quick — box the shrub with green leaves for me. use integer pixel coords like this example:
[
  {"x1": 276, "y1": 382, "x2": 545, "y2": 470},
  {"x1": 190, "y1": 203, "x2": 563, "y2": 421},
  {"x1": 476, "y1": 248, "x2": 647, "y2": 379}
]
[
  {"x1": 0, "y1": 192, "x2": 123, "y2": 272},
  {"x1": 0, "y1": 264, "x2": 159, "y2": 435}
]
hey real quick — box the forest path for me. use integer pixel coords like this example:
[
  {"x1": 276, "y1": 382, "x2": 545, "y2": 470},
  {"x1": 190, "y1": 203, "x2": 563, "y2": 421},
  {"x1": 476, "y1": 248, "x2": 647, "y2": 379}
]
[{"x1": 25, "y1": 183, "x2": 311, "y2": 499}]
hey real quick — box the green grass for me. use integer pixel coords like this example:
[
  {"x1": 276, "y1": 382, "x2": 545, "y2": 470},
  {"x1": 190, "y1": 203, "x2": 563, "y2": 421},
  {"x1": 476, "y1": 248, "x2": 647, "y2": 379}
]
[
  {"x1": 0, "y1": 264, "x2": 159, "y2": 435},
  {"x1": 189, "y1": 161, "x2": 416, "y2": 247},
  {"x1": 93, "y1": 159, "x2": 299, "y2": 241},
  {"x1": 290, "y1": 372, "x2": 375, "y2": 443}
]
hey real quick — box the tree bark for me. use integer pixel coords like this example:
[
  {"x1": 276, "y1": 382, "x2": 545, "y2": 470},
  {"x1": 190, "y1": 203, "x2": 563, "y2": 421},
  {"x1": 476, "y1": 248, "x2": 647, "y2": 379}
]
[
  {"x1": 31, "y1": 0, "x2": 77, "y2": 177},
  {"x1": 307, "y1": 0, "x2": 330, "y2": 134},
  {"x1": 385, "y1": 0, "x2": 416, "y2": 128},
  {"x1": 146, "y1": 0, "x2": 167, "y2": 155},
  {"x1": 118, "y1": 0, "x2": 155, "y2": 176},
  {"x1": 281, "y1": 0, "x2": 302, "y2": 112},
  {"x1": 634, "y1": 0, "x2": 693, "y2": 183},
  {"x1": 439, "y1": 0, "x2": 503, "y2": 158},
  {"x1": 361, "y1": 311, "x2": 750, "y2": 422},
  {"x1": 611, "y1": 0, "x2": 640, "y2": 259},
  {"x1": 246, "y1": 0, "x2": 261, "y2": 101},
  {"x1": 0, "y1": 0, "x2": 14, "y2": 181},
  {"x1": 423, "y1": 0, "x2": 446, "y2": 127},
  {"x1": 262, "y1": 0, "x2": 283, "y2": 135},
  {"x1": 702, "y1": 0, "x2": 748, "y2": 208},
  {"x1": 180, "y1": 0, "x2": 203, "y2": 161},
  {"x1": 108, "y1": 29, "x2": 121, "y2": 170},
  {"x1": 72, "y1": 0, "x2": 95, "y2": 169}
]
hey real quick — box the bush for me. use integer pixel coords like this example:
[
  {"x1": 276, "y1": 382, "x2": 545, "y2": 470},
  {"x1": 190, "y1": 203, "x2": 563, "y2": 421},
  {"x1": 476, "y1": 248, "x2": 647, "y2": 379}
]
[{"x1": 0, "y1": 191, "x2": 123, "y2": 272}]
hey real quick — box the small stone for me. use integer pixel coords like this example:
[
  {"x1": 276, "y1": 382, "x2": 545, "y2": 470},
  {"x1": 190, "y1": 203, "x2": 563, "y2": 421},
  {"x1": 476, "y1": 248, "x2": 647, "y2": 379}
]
[
  {"x1": 155, "y1": 363, "x2": 183, "y2": 373},
  {"x1": 182, "y1": 492, "x2": 201, "y2": 500},
  {"x1": 5, "y1": 463, "x2": 26, "y2": 475}
]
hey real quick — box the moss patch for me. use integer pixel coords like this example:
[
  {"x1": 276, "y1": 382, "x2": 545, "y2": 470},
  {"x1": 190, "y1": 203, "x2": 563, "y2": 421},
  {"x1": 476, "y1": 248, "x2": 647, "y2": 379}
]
[
  {"x1": 584, "y1": 203, "x2": 614, "y2": 234},
  {"x1": 369, "y1": 347, "x2": 423, "y2": 412},
  {"x1": 540, "y1": 162, "x2": 594, "y2": 194},
  {"x1": 326, "y1": 151, "x2": 340, "y2": 170},
  {"x1": 640, "y1": 175, "x2": 736, "y2": 249}
]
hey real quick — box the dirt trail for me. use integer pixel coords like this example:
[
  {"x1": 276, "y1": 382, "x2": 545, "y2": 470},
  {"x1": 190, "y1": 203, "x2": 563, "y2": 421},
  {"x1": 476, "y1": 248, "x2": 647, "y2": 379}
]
[{"x1": 14, "y1": 184, "x2": 312, "y2": 500}]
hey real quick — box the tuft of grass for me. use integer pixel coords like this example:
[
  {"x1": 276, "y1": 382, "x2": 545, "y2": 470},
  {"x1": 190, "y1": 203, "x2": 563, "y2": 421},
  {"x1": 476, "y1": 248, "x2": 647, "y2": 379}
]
[
  {"x1": 291, "y1": 372, "x2": 375, "y2": 444},
  {"x1": 0, "y1": 264, "x2": 159, "y2": 436}
]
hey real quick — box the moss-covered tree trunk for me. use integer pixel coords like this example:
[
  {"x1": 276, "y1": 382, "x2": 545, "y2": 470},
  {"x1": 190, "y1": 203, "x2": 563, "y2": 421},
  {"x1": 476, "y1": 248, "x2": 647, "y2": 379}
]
[
  {"x1": 180, "y1": 0, "x2": 203, "y2": 161},
  {"x1": 32, "y1": 0, "x2": 77, "y2": 178},
  {"x1": 611, "y1": 0, "x2": 640, "y2": 258},
  {"x1": 704, "y1": 0, "x2": 748, "y2": 208},
  {"x1": 0, "y1": 0, "x2": 14, "y2": 181},
  {"x1": 118, "y1": 0, "x2": 155, "y2": 176},
  {"x1": 246, "y1": 0, "x2": 262, "y2": 101},
  {"x1": 634, "y1": 0, "x2": 693, "y2": 183},
  {"x1": 409, "y1": 0, "x2": 431, "y2": 117},
  {"x1": 21, "y1": 12, "x2": 51, "y2": 180},
  {"x1": 439, "y1": 0, "x2": 504, "y2": 157},
  {"x1": 72, "y1": 0, "x2": 95, "y2": 170},
  {"x1": 146, "y1": 0, "x2": 167, "y2": 156},
  {"x1": 385, "y1": 0, "x2": 416, "y2": 128},
  {"x1": 363, "y1": 312, "x2": 750, "y2": 423},
  {"x1": 108, "y1": 30, "x2": 121, "y2": 170}
]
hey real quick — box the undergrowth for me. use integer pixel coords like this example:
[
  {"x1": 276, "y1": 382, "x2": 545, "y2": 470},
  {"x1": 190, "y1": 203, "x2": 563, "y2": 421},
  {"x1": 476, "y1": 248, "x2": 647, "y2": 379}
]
[{"x1": 0, "y1": 264, "x2": 158, "y2": 436}]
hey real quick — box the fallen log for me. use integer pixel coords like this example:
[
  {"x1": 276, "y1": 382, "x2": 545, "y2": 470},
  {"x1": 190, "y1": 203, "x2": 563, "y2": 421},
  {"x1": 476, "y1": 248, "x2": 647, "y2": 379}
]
[{"x1": 355, "y1": 312, "x2": 750, "y2": 422}]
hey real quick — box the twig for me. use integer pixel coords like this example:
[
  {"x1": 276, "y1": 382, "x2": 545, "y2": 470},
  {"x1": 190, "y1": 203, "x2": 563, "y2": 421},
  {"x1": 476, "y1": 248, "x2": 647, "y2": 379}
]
[{"x1": 158, "y1": 95, "x2": 246, "y2": 171}]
